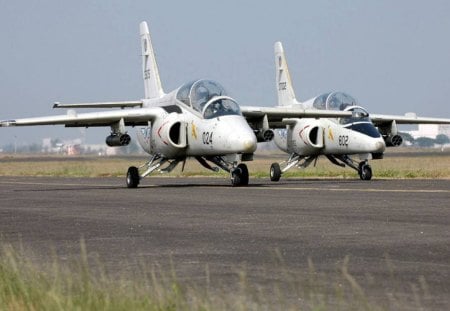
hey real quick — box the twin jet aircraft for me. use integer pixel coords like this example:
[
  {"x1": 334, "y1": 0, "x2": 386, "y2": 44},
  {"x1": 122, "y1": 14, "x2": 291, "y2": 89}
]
[{"x1": 2, "y1": 21, "x2": 450, "y2": 186}]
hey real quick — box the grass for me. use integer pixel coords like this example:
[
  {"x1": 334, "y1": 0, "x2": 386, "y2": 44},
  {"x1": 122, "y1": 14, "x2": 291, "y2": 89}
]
[
  {"x1": 1, "y1": 149, "x2": 449, "y2": 179},
  {"x1": 0, "y1": 242, "x2": 433, "y2": 310}
]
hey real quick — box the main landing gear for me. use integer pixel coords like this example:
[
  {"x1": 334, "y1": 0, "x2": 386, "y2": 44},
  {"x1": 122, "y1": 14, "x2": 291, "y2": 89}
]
[
  {"x1": 126, "y1": 155, "x2": 249, "y2": 188},
  {"x1": 126, "y1": 154, "x2": 182, "y2": 188},
  {"x1": 269, "y1": 154, "x2": 318, "y2": 182},
  {"x1": 269, "y1": 153, "x2": 373, "y2": 182}
]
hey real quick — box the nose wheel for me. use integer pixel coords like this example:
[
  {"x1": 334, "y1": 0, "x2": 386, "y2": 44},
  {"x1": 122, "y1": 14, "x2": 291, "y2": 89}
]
[
  {"x1": 231, "y1": 163, "x2": 249, "y2": 187},
  {"x1": 358, "y1": 162, "x2": 372, "y2": 180}
]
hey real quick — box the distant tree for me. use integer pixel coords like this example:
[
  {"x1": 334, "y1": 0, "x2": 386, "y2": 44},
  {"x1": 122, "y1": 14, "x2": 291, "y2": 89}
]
[
  {"x1": 415, "y1": 137, "x2": 435, "y2": 148},
  {"x1": 399, "y1": 132, "x2": 415, "y2": 144},
  {"x1": 435, "y1": 134, "x2": 450, "y2": 145}
]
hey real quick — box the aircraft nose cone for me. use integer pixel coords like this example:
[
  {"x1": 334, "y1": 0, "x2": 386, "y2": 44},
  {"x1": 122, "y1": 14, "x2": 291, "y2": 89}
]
[
  {"x1": 214, "y1": 116, "x2": 257, "y2": 154},
  {"x1": 375, "y1": 140, "x2": 386, "y2": 153},
  {"x1": 243, "y1": 136, "x2": 257, "y2": 153},
  {"x1": 228, "y1": 131, "x2": 257, "y2": 153}
]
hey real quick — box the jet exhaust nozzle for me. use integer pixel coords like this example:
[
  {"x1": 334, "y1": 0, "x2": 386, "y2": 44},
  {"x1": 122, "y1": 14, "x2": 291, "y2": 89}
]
[
  {"x1": 106, "y1": 134, "x2": 131, "y2": 147},
  {"x1": 256, "y1": 129, "x2": 275, "y2": 142},
  {"x1": 384, "y1": 134, "x2": 403, "y2": 147}
]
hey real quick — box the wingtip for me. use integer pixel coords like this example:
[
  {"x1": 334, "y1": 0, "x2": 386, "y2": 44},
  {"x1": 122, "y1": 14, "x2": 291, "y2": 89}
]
[{"x1": 0, "y1": 120, "x2": 16, "y2": 127}]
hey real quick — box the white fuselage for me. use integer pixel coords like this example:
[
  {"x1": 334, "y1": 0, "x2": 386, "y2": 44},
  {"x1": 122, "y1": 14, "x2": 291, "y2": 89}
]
[
  {"x1": 135, "y1": 91, "x2": 257, "y2": 158},
  {"x1": 274, "y1": 117, "x2": 386, "y2": 157}
]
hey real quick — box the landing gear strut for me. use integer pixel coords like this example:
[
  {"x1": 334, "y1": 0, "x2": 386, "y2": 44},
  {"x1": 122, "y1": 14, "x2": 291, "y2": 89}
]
[
  {"x1": 126, "y1": 154, "x2": 250, "y2": 188},
  {"x1": 269, "y1": 153, "x2": 317, "y2": 182},
  {"x1": 126, "y1": 155, "x2": 182, "y2": 188}
]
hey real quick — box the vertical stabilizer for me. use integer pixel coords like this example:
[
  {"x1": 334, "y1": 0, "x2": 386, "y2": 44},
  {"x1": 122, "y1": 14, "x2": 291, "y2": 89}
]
[
  {"x1": 140, "y1": 21, "x2": 164, "y2": 99},
  {"x1": 274, "y1": 42, "x2": 297, "y2": 106}
]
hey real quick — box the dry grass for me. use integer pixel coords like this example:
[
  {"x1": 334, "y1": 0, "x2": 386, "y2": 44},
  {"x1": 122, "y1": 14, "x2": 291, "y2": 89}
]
[
  {"x1": 0, "y1": 149, "x2": 449, "y2": 179},
  {"x1": 0, "y1": 242, "x2": 432, "y2": 310}
]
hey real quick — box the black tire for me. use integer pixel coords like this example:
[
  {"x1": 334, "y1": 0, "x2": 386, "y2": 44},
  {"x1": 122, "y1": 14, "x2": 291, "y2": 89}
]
[
  {"x1": 126, "y1": 166, "x2": 140, "y2": 188},
  {"x1": 270, "y1": 162, "x2": 281, "y2": 182},
  {"x1": 359, "y1": 164, "x2": 372, "y2": 181},
  {"x1": 231, "y1": 163, "x2": 249, "y2": 187}
]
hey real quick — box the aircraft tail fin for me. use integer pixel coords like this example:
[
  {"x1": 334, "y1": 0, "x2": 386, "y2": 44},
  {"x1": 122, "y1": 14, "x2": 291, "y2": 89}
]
[
  {"x1": 274, "y1": 42, "x2": 297, "y2": 106},
  {"x1": 140, "y1": 21, "x2": 164, "y2": 99}
]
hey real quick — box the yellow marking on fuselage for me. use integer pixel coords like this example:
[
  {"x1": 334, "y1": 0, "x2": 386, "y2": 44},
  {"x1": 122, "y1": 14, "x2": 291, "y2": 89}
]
[
  {"x1": 328, "y1": 127, "x2": 334, "y2": 141},
  {"x1": 191, "y1": 122, "x2": 198, "y2": 139}
]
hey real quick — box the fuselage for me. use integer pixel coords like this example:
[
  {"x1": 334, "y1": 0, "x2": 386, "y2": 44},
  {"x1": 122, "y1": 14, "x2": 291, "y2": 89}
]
[
  {"x1": 274, "y1": 117, "x2": 386, "y2": 156},
  {"x1": 274, "y1": 92, "x2": 386, "y2": 157},
  {"x1": 135, "y1": 79, "x2": 257, "y2": 158}
]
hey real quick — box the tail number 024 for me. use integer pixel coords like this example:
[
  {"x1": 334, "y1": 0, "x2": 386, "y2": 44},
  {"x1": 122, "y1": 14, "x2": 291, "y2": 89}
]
[{"x1": 202, "y1": 132, "x2": 213, "y2": 145}]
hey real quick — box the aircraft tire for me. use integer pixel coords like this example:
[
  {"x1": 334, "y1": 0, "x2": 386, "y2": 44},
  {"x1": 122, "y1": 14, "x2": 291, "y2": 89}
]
[
  {"x1": 270, "y1": 163, "x2": 281, "y2": 182},
  {"x1": 231, "y1": 163, "x2": 249, "y2": 187},
  {"x1": 126, "y1": 166, "x2": 140, "y2": 188},
  {"x1": 359, "y1": 164, "x2": 372, "y2": 181}
]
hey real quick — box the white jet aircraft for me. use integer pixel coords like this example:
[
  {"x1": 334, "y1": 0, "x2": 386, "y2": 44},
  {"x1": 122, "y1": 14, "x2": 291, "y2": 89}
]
[
  {"x1": 1, "y1": 22, "x2": 259, "y2": 187},
  {"x1": 243, "y1": 42, "x2": 450, "y2": 181}
]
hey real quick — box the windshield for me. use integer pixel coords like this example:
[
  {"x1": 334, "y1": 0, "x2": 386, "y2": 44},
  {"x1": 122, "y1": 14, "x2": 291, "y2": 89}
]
[
  {"x1": 340, "y1": 106, "x2": 381, "y2": 138},
  {"x1": 202, "y1": 97, "x2": 241, "y2": 119},
  {"x1": 176, "y1": 79, "x2": 229, "y2": 114},
  {"x1": 313, "y1": 92, "x2": 358, "y2": 111},
  {"x1": 339, "y1": 106, "x2": 370, "y2": 124}
]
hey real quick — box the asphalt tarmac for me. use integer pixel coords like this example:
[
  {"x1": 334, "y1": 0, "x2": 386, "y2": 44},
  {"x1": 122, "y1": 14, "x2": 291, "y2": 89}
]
[{"x1": 0, "y1": 176, "x2": 449, "y2": 309}]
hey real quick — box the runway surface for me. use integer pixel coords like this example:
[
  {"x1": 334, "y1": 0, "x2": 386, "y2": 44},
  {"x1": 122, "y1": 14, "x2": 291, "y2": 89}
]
[{"x1": 1, "y1": 176, "x2": 449, "y2": 309}]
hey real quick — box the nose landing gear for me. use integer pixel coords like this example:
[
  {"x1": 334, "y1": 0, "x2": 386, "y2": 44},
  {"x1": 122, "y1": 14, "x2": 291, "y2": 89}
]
[
  {"x1": 327, "y1": 155, "x2": 373, "y2": 181},
  {"x1": 231, "y1": 163, "x2": 249, "y2": 187},
  {"x1": 358, "y1": 161, "x2": 372, "y2": 180}
]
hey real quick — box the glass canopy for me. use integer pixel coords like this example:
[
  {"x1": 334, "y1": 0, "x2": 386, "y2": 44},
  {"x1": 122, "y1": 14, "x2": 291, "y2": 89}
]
[
  {"x1": 312, "y1": 92, "x2": 358, "y2": 111},
  {"x1": 176, "y1": 79, "x2": 240, "y2": 119}
]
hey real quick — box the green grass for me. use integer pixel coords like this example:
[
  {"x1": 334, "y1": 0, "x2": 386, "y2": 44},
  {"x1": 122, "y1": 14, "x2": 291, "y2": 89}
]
[
  {"x1": 0, "y1": 242, "x2": 433, "y2": 310},
  {"x1": 0, "y1": 151, "x2": 449, "y2": 179}
]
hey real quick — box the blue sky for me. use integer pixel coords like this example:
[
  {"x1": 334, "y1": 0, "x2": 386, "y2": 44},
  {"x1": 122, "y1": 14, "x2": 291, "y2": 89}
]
[{"x1": 1, "y1": 1, "x2": 450, "y2": 144}]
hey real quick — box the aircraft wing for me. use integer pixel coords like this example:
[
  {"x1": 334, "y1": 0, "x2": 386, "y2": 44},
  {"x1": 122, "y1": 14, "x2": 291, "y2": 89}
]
[
  {"x1": 1, "y1": 107, "x2": 158, "y2": 128},
  {"x1": 370, "y1": 113, "x2": 450, "y2": 126},
  {"x1": 52, "y1": 100, "x2": 143, "y2": 109},
  {"x1": 241, "y1": 106, "x2": 352, "y2": 128}
]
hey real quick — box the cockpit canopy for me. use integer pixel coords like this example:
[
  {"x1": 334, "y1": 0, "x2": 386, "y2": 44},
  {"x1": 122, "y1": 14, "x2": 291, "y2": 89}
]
[
  {"x1": 313, "y1": 92, "x2": 358, "y2": 111},
  {"x1": 176, "y1": 79, "x2": 241, "y2": 119}
]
